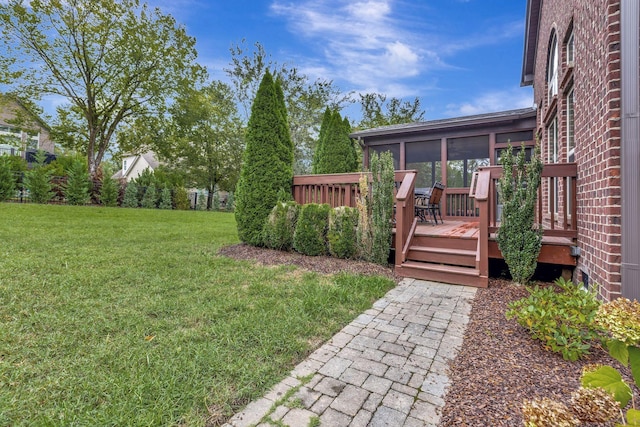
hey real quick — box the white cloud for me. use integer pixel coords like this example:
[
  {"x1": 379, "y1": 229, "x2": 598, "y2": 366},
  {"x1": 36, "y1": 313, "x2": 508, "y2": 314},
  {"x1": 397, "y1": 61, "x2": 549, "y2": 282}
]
[{"x1": 444, "y1": 87, "x2": 533, "y2": 117}]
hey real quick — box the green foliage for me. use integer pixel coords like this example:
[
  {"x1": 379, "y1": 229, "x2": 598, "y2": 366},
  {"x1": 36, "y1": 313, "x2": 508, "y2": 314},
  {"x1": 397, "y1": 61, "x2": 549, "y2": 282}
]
[
  {"x1": 506, "y1": 278, "x2": 601, "y2": 361},
  {"x1": 157, "y1": 187, "x2": 172, "y2": 210},
  {"x1": 141, "y1": 183, "x2": 157, "y2": 209},
  {"x1": 225, "y1": 191, "x2": 235, "y2": 212},
  {"x1": 196, "y1": 191, "x2": 207, "y2": 211},
  {"x1": 581, "y1": 366, "x2": 632, "y2": 408},
  {"x1": 293, "y1": 203, "x2": 330, "y2": 256},
  {"x1": 312, "y1": 108, "x2": 358, "y2": 174},
  {"x1": 173, "y1": 187, "x2": 190, "y2": 210},
  {"x1": 327, "y1": 206, "x2": 359, "y2": 259},
  {"x1": 0, "y1": 155, "x2": 16, "y2": 201},
  {"x1": 23, "y1": 150, "x2": 53, "y2": 204},
  {"x1": 496, "y1": 143, "x2": 543, "y2": 284},
  {"x1": 1, "y1": 0, "x2": 205, "y2": 179},
  {"x1": 132, "y1": 168, "x2": 156, "y2": 188},
  {"x1": 263, "y1": 201, "x2": 300, "y2": 251},
  {"x1": 235, "y1": 70, "x2": 294, "y2": 245},
  {"x1": 356, "y1": 93, "x2": 425, "y2": 130},
  {"x1": 122, "y1": 181, "x2": 139, "y2": 208},
  {"x1": 369, "y1": 151, "x2": 395, "y2": 265},
  {"x1": 212, "y1": 192, "x2": 221, "y2": 210},
  {"x1": 3, "y1": 153, "x2": 26, "y2": 172},
  {"x1": 63, "y1": 160, "x2": 90, "y2": 205},
  {"x1": 100, "y1": 176, "x2": 119, "y2": 207},
  {"x1": 356, "y1": 173, "x2": 373, "y2": 261}
]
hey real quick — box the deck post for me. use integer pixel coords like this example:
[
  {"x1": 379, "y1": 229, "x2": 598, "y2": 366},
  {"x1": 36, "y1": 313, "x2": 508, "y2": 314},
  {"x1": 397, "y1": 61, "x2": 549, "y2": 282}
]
[{"x1": 473, "y1": 169, "x2": 491, "y2": 280}]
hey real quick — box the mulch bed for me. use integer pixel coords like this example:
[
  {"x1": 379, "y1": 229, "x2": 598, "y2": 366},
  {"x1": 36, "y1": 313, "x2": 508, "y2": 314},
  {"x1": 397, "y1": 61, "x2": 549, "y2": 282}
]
[{"x1": 218, "y1": 244, "x2": 635, "y2": 426}]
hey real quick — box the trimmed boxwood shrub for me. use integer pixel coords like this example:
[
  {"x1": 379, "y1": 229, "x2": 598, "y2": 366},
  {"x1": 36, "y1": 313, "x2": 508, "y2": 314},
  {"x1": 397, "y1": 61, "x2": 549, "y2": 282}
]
[
  {"x1": 293, "y1": 203, "x2": 330, "y2": 256},
  {"x1": 328, "y1": 206, "x2": 358, "y2": 259},
  {"x1": 263, "y1": 201, "x2": 299, "y2": 251}
]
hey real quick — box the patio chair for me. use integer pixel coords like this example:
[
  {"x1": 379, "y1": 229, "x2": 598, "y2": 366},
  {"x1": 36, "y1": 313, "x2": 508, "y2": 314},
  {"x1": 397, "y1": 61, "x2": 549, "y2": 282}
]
[{"x1": 425, "y1": 181, "x2": 445, "y2": 225}]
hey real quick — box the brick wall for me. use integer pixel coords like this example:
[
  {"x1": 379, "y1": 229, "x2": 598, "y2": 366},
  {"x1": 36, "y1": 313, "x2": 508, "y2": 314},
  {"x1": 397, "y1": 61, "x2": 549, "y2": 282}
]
[{"x1": 533, "y1": 0, "x2": 622, "y2": 300}]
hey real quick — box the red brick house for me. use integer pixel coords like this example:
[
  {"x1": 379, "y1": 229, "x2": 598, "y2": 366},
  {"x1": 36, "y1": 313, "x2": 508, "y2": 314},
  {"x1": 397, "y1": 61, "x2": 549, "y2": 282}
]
[{"x1": 522, "y1": 0, "x2": 639, "y2": 300}]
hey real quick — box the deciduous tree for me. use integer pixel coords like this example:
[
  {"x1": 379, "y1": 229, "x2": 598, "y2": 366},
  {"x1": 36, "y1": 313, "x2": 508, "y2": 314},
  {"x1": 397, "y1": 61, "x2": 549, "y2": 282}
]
[{"x1": 356, "y1": 93, "x2": 425, "y2": 130}]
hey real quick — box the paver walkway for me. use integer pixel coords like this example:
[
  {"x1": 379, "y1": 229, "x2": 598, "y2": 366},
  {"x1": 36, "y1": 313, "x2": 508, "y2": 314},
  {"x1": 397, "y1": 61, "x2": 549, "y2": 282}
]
[{"x1": 223, "y1": 278, "x2": 477, "y2": 427}]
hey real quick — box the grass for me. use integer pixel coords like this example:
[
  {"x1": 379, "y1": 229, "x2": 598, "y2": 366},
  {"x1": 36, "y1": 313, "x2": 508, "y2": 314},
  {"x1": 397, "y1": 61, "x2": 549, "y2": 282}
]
[{"x1": 0, "y1": 204, "x2": 395, "y2": 426}]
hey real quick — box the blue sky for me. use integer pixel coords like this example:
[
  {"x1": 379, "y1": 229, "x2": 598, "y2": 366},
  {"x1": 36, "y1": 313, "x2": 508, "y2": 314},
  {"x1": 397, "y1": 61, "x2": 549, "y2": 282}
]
[{"x1": 145, "y1": 0, "x2": 533, "y2": 122}]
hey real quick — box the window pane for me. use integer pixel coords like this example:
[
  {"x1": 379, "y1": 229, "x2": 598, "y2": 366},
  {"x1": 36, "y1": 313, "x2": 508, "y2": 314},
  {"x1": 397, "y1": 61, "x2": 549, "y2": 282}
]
[
  {"x1": 496, "y1": 130, "x2": 533, "y2": 145},
  {"x1": 406, "y1": 140, "x2": 440, "y2": 163},
  {"x1": 446, "y1": 135, "x2": 489, "y2": 187},
  {"x1": 406, "y1": 161, "x2": 442, "y2": 188},
  {"x1": 369, "y1": 144, "x2": 400, "y2": 169},
  {"x1": 567, "y1": 89, "x2": 575, "y2": 162}
]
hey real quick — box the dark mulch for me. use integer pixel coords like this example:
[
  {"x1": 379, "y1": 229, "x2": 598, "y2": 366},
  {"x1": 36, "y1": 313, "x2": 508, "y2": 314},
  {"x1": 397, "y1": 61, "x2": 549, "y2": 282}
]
[{"x1": 218, "y1": 245, "x2": 635, "y2": 426}]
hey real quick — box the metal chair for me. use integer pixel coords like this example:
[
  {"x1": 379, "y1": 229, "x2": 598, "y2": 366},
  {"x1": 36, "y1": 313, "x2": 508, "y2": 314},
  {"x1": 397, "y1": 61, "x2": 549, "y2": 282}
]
[{"x1": 425, "y1": 182, "x2": 445, "y2": 224}]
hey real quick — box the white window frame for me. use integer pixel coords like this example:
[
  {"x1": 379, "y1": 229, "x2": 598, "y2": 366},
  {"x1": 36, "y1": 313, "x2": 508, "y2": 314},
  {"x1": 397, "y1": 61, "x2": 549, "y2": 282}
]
[
  {"x1": 548, "y1": 33, "x2": 559, "y2": 99},
  {"x1": 548, "y1": 117, "x2": 559, "y2": 214},
  {"x1": 566, "y1": 88, "x2": 575, "y2": 217},
  {"x1": 566, "y1": 31, "x2": 574, "y2": 66}
]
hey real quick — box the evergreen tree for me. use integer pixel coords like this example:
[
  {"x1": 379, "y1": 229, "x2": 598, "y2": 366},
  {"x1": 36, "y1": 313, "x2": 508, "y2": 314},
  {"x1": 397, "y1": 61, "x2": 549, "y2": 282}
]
[
  {"x1": 173, "y1": 187, "x2": 190, "y2": 210},
  {"x1": 100, "y1": 176, "x2": 119, "y2": 207},
  {"x1": 24, "y1": 150, "x2": 53, "y2": 204},
  {"x1": 158, "y1": 186, "x2": 173, "y2": 209},
  {"x1": 63, "y1": 160, "x2": 90, "y2": 205},
  {"x1": 0, "y1": 156, "x2": 16, "y2": 201},
  {"x1": 312, "y1": 108, "x2": 331, "y2": 174},
  {"x1": 313, "y1": 109, "x2": 358, "y2": 174},
  {"x1": 235, "y1": 70, "x2": 294, "y2": 245},
  {"x1": 225, "y1": 191, "x2": 234, "y2": 212},
  {"x1": 123, "y1": 181, "x2": 139, "y2": 208},
  {"x1": 141, "y1": 183, "x2": 157, "y2": 209},
  {"x1": 196, "y1": 190, "x2": 207, "y2": 210}
]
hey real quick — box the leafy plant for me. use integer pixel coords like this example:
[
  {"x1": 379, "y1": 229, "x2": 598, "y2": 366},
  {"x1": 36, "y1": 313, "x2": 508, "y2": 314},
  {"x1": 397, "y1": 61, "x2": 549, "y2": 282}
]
[
  {"x1": 327, "y1": 206, "x2": 358, "y2": 259},
  {"x1": 173, "y1": 187, "x2": 190, "y2": 210},
  {"x1": 293, "y1": 203, "x2": 330, "y2": 256},
  {"x1": 370, "y1": 151, "x2": 395, "y2": 265},
  {"x1": 506, "y1": 277, "x2": 601, "y2": 361},
  {"x1": 496, "y1": 143, "x2": 543, "y2": 284},
  {"x1": 225, "y1": 191, "x2": 235, "y2": 212},
  {"x1": 0, "y1": 155, "x2": 16, "y2": 201},
  {"x1": 263, "y1": 201, "x2": 299, "y2": 251},
  {"x1": 158, "y1": 186, "x2": 173, "y2": 209},
  {"x1": 23, "y1": 150, "x2": 54, "y2": 204},
  {"x1": 100, "y1": 176, "x2": 119, "y2": 207},
  {"x1": 141, "y1": 183, "x2": 157, "y2": 209}
]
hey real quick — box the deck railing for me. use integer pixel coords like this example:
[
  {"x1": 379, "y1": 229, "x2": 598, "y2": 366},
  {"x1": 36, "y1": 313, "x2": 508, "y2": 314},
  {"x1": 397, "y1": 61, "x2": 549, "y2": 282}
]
[
  {"x1": 470, "y1": 163, "x2": 578, "y2": 278},
  {"x1": 292, "y1": 171, "x2": 418, "y2": 267}
]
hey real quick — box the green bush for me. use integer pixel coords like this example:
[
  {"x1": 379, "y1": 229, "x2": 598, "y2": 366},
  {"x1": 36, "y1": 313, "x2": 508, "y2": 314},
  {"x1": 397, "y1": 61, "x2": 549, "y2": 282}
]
[
  {"x1": 0, "y1": 156, "x2": 16, "y2": 201},
  {"x1": 100, "y1": 176, "x2": 119, "y2": 207},
  {"x1": 506, "y1": 277, "x2": 601, "y2": 361},
  {"x1": 293, "y1": 203, "x2": 330, "y2": 256},
  {"x1": 63, "y1": 160, "x2": 90, "y2": 205},
  {"x1": 196, "y1": 191, "x2": 207, "y2": 211},
  {"x1": 173, "y1": 187, "x2": 190, "y2": 210},
  {"x1": 158, "y1": 186, "x2": 173, "y2": 209},
  {"x1": 24, "y1": 150, "x2": 53, "y2": 204},
  {"x1": 122, "y1": 181, "x2": 139, "y2": 208},
  {"x1": 263, "y1": 201, "x2": 299, "y2": 251},
  {"x1": 497, "y1": 143, "x2": 543, "y2": 284},
  {"x1": 141, "y1": 183, "x2": 157, "y2": 209},
  {"x1": 225, "y1": 191, "x2": 234, "y2": 212},
  {"x1": 370, "y1": 151, "x2": 395, "y2": 265},
  {"x1": 328, "y1": 206, "x2": 358, "y2": 259}
]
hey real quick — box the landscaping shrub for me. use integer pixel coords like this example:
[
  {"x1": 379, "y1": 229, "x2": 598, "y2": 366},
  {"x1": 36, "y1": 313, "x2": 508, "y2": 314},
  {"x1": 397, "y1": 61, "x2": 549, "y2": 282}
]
[
  {"x1": 263, "y1": 201, "x2": 299, "y2": 251},
  {"x1": 141, "y1": 183, "x2": 157, "y2": 209},
  {"x1": 23, "y1": 150, "x2": 53, "y2": 204},
  {"x1": 370, "y1": 151, "x2": 395, "y2": 265},
  {"x1": 0, "y1": 156, "x2": 16, "y2": 201},
  {"x1": 100, "y1": 176, "x2": 119, "y2": 207},
  {"x1": 196, "y1": 191, "x2": 207, "y2": 211},
  {"x1": 356, "y1": 173, "x2": 372, "y2": 260},
  {"x1": 496, "y1": 143, "x2": 543, "y2": 284},
  {"x1": 506, "y1": 277, "x2": 601, "y2": 361},
  {"x1": 158, "y1": 186, "x2": 173, "y2": 209},
  {"x1": 327, "y1": 206, "x2": 358, "y2": 259},
  {"x1": 312, "y1": 108, "x2": 358, "y2": 174},
  {"x1": 212, "y1": 191, "x2": 220, "y2": 210},
  {"x1": 122, "y1": 181, "x2": 139, "y2": 208},
  {"x1": 293, "y1": 203, "x2": 330, "y2": 256},
  {"x1": 173, "y1": 187, "x2": 190, "y2": 210},
  {"x1": 63, "y1": 160, "x2": 90, "y2": 205},
  {"x1": 225, "y1": 191, "x2": 235, "y2": 212}
]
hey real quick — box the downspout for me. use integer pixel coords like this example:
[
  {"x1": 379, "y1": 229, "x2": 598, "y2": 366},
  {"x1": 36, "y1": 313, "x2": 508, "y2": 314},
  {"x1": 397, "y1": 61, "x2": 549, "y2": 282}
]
[{"x1": 621, "y1": 0, "x2": 640, "y2": 300}]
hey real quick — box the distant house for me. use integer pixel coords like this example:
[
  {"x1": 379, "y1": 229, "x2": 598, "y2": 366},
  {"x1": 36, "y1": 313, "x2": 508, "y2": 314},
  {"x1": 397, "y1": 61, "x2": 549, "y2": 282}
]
[
  {"x1": 521, "y1": 0, "x2": 638, "y2": 301},
  {"x1": 111, "y1": 152, "x2": 160, "y2": 182},
  {"x1": 0, "y1": 94, "x2": 55, "y2": 159}
]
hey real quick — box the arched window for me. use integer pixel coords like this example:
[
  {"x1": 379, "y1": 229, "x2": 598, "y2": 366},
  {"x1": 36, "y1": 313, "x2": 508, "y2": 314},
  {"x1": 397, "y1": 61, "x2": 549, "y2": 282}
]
[{"x1": 547, "y1": 31, "x2": 559, "y2": 99}]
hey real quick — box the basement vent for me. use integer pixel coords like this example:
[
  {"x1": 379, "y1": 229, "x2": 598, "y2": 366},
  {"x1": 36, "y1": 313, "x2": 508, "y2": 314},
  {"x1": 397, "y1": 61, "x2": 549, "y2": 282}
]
[{"x1": 581, "y1": 270, "x2": 589, "y2": 290}]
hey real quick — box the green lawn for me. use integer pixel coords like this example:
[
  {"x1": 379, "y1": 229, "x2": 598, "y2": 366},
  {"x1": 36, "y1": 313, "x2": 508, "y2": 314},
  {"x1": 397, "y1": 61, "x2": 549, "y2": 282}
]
[{"x1": 0, "y1": 204, "x2": 394, "y2": 426}]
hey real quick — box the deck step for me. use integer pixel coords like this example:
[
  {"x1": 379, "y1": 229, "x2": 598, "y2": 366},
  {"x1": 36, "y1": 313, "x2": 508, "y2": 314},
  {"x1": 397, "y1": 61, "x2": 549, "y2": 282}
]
[
  {"x1": 396, "y1": 261, "x2": 488, "y2": 287},
  {"x1": 407, "y1": 246, "x2": 476, "y2": 267},
  {"x1": 411, "y1": 234, "x2": 478, "y2": 251}
]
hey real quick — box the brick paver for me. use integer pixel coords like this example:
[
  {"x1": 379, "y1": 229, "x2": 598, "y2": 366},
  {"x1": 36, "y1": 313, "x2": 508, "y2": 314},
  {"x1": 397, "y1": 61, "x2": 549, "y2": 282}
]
[{"x1": 223, "y1": 278, "x2": 476, "y2": 427}]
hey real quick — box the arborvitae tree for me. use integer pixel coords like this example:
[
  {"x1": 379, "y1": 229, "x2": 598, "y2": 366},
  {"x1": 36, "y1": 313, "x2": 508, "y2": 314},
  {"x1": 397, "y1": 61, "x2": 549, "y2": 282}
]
[
  {"x1": 141, "y1": 183, "x2": 157, "y2": 208},
  {"x1": 497, "y1": 143, "x2": 543, "y2": 284},
  {"x1": 235, "y1": 70, "x2": 294, "y2": 245},
  {"x1": 123, "y1": 181, "x2": 139, "y2": 208},
  {"x1": 24, "y1": 150, "x2": 53, "y2": 203},
  {"x1": 173, "y1": 187, "x2": 190, "y2": 210},
  {"x1": 212, "y1": 191, "x2": 220, "y2": 210},
  {"x1": 274, "y1": 77, "x2": 294, "y2": 168},
  {"x1": 370, "y1": 151, "x2": 395, "y2": 265},
  {"x1": 158, "y1": 186, "x2": 173, "y2": 209},
  {"x1": 312, "y1": 108, "x2": 331, "y2": 174},
  {"x1": 196, "y1": 190, "x2": 207, "y2": 211},
  {"x1": 0, "y1": 156, "x2": 16, "y2": 201},
  {"x1": 225, "y1": 191, "x2": 234, "y2": 212},
  {"x1": 100, "y1": 176, "x2": 119, "y2": 207},
  {"x1": 63, "y1": 160, "x2": 90, "y2": 205},
  {"x1": 313, "y1": 109, "x2": 358, "y2": 174}
]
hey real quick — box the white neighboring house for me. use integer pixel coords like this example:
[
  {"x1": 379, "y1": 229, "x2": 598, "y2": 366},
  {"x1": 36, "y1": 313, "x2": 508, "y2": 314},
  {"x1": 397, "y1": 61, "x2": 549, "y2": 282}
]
[{"x1": 112, "y1": 152, "x2": 160, "y2": 182}]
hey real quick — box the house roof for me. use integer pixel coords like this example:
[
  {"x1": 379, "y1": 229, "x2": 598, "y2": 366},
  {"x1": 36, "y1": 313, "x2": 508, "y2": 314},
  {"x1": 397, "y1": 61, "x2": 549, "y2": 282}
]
[
  {"x1": 521, "y1": 0, "x2": 541, "y2": 86},
  {"x1": 0, "y1": 93, "x2": 51, "y2": 131},
  {"x1": 350, "y1": 107, "x2": 537, "y2": 140}
]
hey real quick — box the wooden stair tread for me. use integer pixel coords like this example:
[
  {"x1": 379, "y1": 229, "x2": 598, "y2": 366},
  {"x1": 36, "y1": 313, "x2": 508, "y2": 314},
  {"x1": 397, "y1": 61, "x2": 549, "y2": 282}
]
[
  {"x1": 401, "y1": 260, "x2": 480, "y2": 276},
  {"x1": 409, "y1": 246, "x2": 476, "y2": 257}
]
